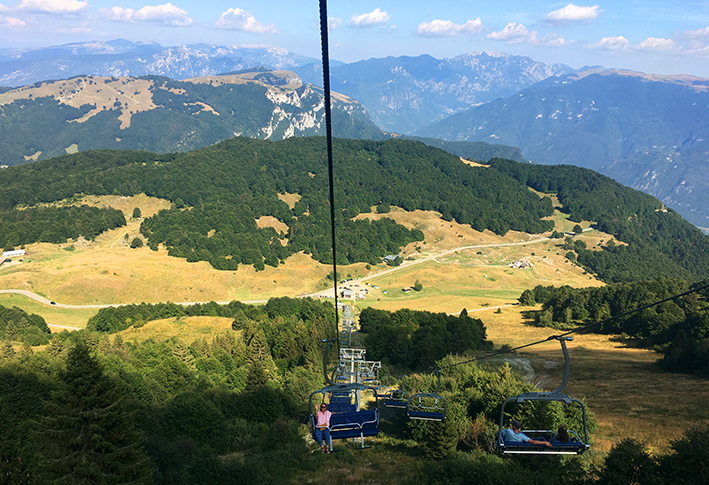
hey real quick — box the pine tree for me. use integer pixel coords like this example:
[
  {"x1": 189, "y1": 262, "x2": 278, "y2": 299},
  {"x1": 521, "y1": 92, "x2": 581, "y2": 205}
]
[
  {"x1": 19, "y1": 341, "x2": 33, "y2": 357},
  {"x1": 5, "y1": 322, "x2": 18, "y2": 341},
  {"x1": 47, "y1": 337, "x2": 64, "y2": 357},
  {"x1": 248, "y1": 329, "x2": 269, "y2": 363},
  {"x1": 97, "y1": 336, "x2": 112, "y2": 354},
  {"x1": 1, "y1": 341, "x2": 15, "y2": 359},
  {"x1": 36, "y1": 341, "x2": 152, "y2": 484},
  {"x1": 173, "y1": 341, "x2": 196, "y2": 369},
  {"x1": 112, "y1": 334, "x2": 126, "y2": 353}
]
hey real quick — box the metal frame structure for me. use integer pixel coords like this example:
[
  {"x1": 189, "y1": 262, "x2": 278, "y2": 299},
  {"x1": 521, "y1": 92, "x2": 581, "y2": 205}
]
[
  {"x1": 309, "y1": 383, "x2": 380, "y2": 449},
  {"x1": 407, "y1": 371, "x2": 447, "y2": 421},
  {"x1": 496, "y1": 336, "x2": 590, "y2": 455}
]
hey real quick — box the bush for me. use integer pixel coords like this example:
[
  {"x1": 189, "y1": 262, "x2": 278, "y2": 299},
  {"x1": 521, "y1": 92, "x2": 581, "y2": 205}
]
[
  {"x1": 130, "y1": 237, "x2": 143, "y2": 248},
  {"x1": 598, "y1": 438, "x2": 657, "y2": 485}
]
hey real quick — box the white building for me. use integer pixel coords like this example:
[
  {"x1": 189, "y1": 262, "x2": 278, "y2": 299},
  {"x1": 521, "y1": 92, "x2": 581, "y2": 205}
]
[{"x1": 2, "y1": 249, "x2": 26, "y2": 258}]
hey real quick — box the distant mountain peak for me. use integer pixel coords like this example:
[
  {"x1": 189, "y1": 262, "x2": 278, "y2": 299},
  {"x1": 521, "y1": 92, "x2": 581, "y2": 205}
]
[{"x1": 570, "y1": 68, "x2": 709, "y2": 92}]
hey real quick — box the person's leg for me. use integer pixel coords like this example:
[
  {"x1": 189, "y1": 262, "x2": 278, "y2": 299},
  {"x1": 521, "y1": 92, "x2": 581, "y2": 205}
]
[
  {"x1": 323, "y1": 429, "x2": 331, "y2": 453},
  {"x1": 315, "y1": 428, "x2": 324, "y2": 451}
]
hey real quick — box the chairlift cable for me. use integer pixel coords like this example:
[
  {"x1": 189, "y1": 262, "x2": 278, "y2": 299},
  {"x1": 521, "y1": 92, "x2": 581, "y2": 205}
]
[{"x1": 318, "y1": 0, "x2": 340, "y2": 355}]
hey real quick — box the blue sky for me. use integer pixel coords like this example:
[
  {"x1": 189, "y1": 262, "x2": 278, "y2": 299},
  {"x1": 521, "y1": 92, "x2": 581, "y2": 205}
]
[{"x1": 2, "y1": 0, "x2": 709, "y2": 76}]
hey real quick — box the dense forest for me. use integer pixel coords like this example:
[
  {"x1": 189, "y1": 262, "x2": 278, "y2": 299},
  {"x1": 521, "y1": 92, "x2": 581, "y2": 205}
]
[
  {"x1": 1, "y1": 137, "x2": 708, "y2": 281},
  {"x1": 0, "y1": 205, "x2": 126, "y2": 248},
  {"x1": 1, "y1": 137, "x2": 707, "y2": 282},
  {"x1": 359, "y1": 307, "x2": 493, "y2": 370},
  {"x1": 0, "y1": 304, "x2": 50, "y2": 346},
  {"x1": 519, "y1": 278, "x2": 709, "y2": 375},
  {"x1": 1, "y1": 297, "x2": 707, "y2": 484},
  {"x1": 489, "y1": 158, "x2": 709, "y2": 282},
  {"x1": 0, "y1": 138, "x2": 554, "y2": 270}
]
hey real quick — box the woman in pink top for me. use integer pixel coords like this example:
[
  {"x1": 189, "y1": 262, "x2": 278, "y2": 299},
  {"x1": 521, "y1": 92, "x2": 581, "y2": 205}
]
[{"x1": 315, "y1": 403, "x2": 332, "y2": 453}]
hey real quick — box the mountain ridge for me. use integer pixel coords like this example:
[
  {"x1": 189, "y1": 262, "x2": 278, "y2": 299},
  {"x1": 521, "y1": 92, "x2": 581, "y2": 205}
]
[
  {"x1": 416, "y1": 69, "x2": 709, "y2": 227},
  {"x1": 0, "y1": 70, "x2": 385, "y2": 166}
]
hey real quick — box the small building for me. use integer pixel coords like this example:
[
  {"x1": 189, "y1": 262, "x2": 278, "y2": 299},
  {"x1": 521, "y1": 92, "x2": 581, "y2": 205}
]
[{"x1": 2, "y1": 249, "x2": 26, "y2": 258}]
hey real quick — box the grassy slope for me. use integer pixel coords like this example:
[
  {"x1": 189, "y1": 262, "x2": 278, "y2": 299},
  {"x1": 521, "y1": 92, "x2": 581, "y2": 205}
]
[
  {"x1": 0, "y1": 195, "x2": 603, "y2": 325},
  {"x1": 1, "y1": 193, "x2": 705, "y2": 454}
]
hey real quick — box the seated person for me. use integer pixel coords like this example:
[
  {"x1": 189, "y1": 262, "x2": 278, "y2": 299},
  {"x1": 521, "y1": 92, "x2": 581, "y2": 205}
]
[
  {"x1": 551, "y1": 424, "x2": 570, "y2": 443},
  {"x1": 500, "y1": 420, "x2": 551, "y2": 447}
]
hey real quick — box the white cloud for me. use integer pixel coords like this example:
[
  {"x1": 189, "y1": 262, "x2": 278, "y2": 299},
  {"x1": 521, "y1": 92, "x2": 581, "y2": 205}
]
[
  {"x1": 416, "y1": 18, "x2": 483, "y2": 36},
  {"x1": 215, "y1": 8, "x2": 277, "y2": 33},
  {"x1": 545, "y1": 3, "x2": 600, "y2": 23},
  {"x1": 585, "y1": 35, "x2": 677, "y2": 53},
  {"x1": 328, "y1": 17, "x2": 342, "y2": 29},
  {"x1": 487, "y1": 22, "x2": 531, "y2": 42},
  {"x1": 487, "y1": 22, "x2": 568, "y2": 46},
  {"x1": 685, "y1": 26, "x2": 709, "y2": 38},
  {"x1": 637, "y1": 37, "x2": 675, "y2": 51},
  {"x1": 349, "y1": 8, "x2": 390, "y2": 28},
  {"x1": 586, "y1": 36, "x2": 632, "y2": 51},
  {"x1": 541, "y1": 32, "x2": 569, "y2": 47},
  {"x1": 0, "y1": 4, "x2": 9, "y2": 12},
  {"x1": 0, "y1": 16, "x2": 26, "y2": 26},
  {"x1": 17, "y1": 0, "x2": 89, "y2": 14},
  {"x1": 101, "y1": 3, "x2": 192, "y2": 26},
  {"x1": 100, "y1": 6, "x2": 131, "y2": 21}
]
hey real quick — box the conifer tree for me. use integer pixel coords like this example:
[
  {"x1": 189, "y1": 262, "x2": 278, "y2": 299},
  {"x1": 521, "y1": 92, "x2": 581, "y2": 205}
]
[
  {"x1": 98, "y1": 336, "x2": 112, "y2": 354},
  {"x1": 47, "y1": 337, "x2": 64, "y2": 357},
  {"x1": 19, "y1": 341, "x2": 32, "y2": 357},
  {"x1": 36, "y1": 341, "x2": 152, "y2": 484},
  {"x1": 112, "y1": 334, "x2": 126, "y2": 353},
  {"x1": 173, "y1": 341, "x2": 196, "y2": 369},
  {"x1": 2, "y1": 341, "x2": 15, "y2": 359},
  {"x1": 5, "y1": 322, "x2": 18, "y2": 341}
]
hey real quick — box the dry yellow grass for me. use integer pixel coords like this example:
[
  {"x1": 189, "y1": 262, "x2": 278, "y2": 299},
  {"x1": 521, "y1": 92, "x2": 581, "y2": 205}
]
[
  {"x1": 0, "y1": 292, "x2": 95, "y2": 330},
  {"x1": 118, "y1": 315, "x2": 238, "y2": 345},
  {"x1": 480, "y1": 306, "x2": 709, "y2": 454},
  {"x1": 0, "y1": 198, "x2": 604, "y2": 325}
]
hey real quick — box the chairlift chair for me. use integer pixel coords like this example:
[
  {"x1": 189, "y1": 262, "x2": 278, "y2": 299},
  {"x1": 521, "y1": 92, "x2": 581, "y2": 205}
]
[
  {"x1": 309, "y1": 340, "x2": 380, "y2": 449},
  {"x1": 378, "y1": 375, "x2": 409, "y2": 409},
  {"x1": 407, "y1": 371, "x2": 447, "y2": 421},
  {"x1": 496, "y1": 336, "x2": 590, "y2": 455},
  {"x1": 309, "y1": 383, "x2": 380, "y2": 449}
]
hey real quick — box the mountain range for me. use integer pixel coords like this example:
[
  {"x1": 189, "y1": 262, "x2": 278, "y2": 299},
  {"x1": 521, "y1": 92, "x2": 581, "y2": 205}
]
[
  {"x1": 417, "y1": 70, "x2": 709, "y2": 228},
  {"x1": 0, "y1": 39, "x2": 321, "y2": 88},
  {"x1": 1, "y1": 39, "x2": 708, "y2": 228},
  {"x1": 0, "y1": 69, "x2": 384, "y2": 165},
  {"x1": 294, "y1": 52, "x2": 576, "y2": 134}
]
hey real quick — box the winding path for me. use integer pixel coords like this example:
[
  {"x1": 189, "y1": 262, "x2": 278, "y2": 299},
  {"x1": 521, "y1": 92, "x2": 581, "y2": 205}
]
[{"x1": 0, "y1": 236, "x2": 551, "y2": 313}]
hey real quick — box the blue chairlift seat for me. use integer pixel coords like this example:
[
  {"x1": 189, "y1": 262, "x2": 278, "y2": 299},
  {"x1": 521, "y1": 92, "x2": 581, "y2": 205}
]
[
  {"x1": 407, "y1": 392, "x2": 446, "y2": 421},
  {"x1": 497, "y1": 429, "x2": 589, "y2": 455},
  {"x1": 309, "y1": 383, "x2": 380, "y2": 449},
  {"x1": 383, "y1": 389, "x2": 409, "y2": 409}
]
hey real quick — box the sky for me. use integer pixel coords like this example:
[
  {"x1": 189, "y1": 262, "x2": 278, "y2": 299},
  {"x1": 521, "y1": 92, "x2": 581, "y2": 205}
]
[{"x1": 2, "y1": 0, "x2": 709, "y2": 77}]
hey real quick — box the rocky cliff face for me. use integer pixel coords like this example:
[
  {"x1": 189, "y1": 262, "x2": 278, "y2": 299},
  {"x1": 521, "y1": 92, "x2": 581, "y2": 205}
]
[{"x1": 0, "y1": 70, "x2": 383, "y2": 166}]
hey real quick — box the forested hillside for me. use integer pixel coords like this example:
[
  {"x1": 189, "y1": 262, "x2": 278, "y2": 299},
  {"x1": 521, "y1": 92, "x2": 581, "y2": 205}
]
[
  {"x1": 2, "y1": 298, "x2": 707, "y2": 484},
  {"x1": 1, "y1": 137, "x2": 708, "y2": 282},
  {"x1": 0, "y1": 71, "x2": 385, "y2": 166},
  {"x1": 0, "y1": 138, "x2": 554, "y2": 270},
  {"x1": 489, "y1": 158, "x2": 709, "y2": 282},
  {"x1": 520, "y1": 278, "x2": 709, "y2": 376}
]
